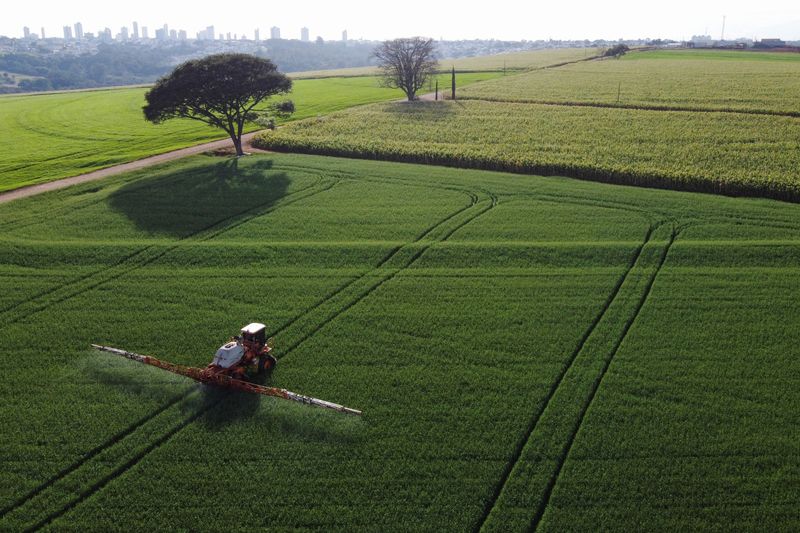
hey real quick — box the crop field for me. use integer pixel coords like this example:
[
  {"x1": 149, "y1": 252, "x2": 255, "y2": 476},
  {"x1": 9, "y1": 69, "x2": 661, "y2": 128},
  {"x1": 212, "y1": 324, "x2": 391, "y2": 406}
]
[
  {"x1": 255, "y1": 99, "x2": 800, "y2": 200},
  {"x1": 0, "y1": 152, "x2": 798, "y2": 531},
  {"x1": 255, "y1": 50, "x2": 800, "y2": 201},
  {"x1": 445, "y1": 47, "x2": 600, "y2": 71},
  {"x1": 0, "y1": 72, "x2": 501, "y2": 193},
  {"x1": 459, "y1": 49, "x2": 800, "y2": 115}
]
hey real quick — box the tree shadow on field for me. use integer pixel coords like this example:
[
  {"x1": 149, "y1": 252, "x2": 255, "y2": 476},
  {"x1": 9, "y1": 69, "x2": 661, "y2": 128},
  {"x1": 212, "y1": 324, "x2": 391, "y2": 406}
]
[
  {"x1": 384, "y1": 99, "x2": 459, "y2": 122},
  {"x1": 108, "y1": 157, "x2": 290, "y2": 238}
]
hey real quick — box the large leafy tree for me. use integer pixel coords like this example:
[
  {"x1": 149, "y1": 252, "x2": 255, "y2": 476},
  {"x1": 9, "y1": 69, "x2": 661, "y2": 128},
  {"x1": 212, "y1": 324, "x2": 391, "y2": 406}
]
[
  {"x1": 143, "y1": 53, "x2": 292, "y2": 156},
  {"x1": 373, "y1": 37, "x2": 438, "y2": 101}
]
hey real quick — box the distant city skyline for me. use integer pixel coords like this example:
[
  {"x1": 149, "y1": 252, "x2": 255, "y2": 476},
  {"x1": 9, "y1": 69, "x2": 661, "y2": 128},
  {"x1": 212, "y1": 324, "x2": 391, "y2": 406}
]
[
  {"x1": 14, "y1": 20, "x2": 348, "y2": 43},
  {"x1": 3, "y1": 0, "x2": 800, "y2": 41}
]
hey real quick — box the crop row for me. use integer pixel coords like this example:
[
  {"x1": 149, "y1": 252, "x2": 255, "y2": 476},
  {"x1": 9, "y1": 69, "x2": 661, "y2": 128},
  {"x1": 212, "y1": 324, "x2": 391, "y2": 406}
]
[
  {"x1": 254, "y1": 100, "x2": 800, "y2": 202},
  {"x1": 459, "y1": 51, "x2": 800, "y2": 115}
]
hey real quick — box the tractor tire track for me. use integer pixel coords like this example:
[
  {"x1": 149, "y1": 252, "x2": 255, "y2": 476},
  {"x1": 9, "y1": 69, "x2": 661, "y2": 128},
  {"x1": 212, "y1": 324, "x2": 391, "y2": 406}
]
[
  {"x1": 5, "y1": 187, "x2": 488, "y2": 531},
  {"x1": 25, "y1": 401, "x2": 209, "y2": 533},
  {"x1": 276, "y1": 194, "x2": 496, "y2": 361},
  {"x1": 0, "y1": 177, "x2": 320, "y2": 318},
  {"x1": 0, "y1": 179, "x2": 335, "y2": 330},
  {"x1": 0, "y1": 180, "x2": 341, "y2": 525},
  {"x1": 266, "y1": 186, "x2": 479, "y2": 339},
  {"x1": 529, "y1": 228, "x2": 678, "y2": 531},
  {"x1": 473, "y1": 221, "x2": 662, "y2": 533},
  {"x1": 36, "y1": 194, "x2": 497, "y2": 530},
  {"x1": 0, "y1": 386, "x2": 196, "y2": 519}
]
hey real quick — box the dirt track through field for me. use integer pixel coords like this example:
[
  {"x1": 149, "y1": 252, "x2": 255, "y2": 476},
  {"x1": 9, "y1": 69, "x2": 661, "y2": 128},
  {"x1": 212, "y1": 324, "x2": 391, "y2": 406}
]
[{"x1": 0, "y1": 132, "x2": 263, "y2": 205}]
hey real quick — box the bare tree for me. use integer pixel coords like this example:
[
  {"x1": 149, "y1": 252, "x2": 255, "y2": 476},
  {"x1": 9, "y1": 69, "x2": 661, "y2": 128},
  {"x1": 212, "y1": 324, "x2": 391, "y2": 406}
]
[{"x1": 373, "y1": 37, "x2": 439, "y2": 101}]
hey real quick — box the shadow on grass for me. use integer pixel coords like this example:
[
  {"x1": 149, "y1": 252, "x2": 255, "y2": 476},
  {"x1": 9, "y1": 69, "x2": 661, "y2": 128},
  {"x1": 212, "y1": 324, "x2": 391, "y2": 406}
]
[
  {"x1": 197, "y1": 374, "x2": 364, "y2": 444},
  {"x1": 383, "y1": 99, "x2": 459, "y2": 121},
  {"x1": 108, "y1": 157, "x2": 290, "y2": 237}
]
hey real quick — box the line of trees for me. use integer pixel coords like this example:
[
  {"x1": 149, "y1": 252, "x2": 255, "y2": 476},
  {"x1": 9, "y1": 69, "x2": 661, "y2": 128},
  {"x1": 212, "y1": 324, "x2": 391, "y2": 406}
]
[{"x1": 0, "y1": 40, "x2": 377, "y2": 93}]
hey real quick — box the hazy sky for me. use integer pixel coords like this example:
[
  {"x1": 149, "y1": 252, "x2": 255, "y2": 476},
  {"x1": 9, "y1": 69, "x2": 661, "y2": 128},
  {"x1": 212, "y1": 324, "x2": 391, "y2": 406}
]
[{"x1": 4, "y1": 0, "x2": 800, "y2": 41}]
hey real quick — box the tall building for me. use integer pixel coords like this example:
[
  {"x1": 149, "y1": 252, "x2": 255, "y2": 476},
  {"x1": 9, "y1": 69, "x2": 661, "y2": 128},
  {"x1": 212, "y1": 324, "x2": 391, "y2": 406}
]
[
  {"x1": 41, "y1": 27, "x2": 45, "y2": 39},
  {"x1": 254, "y1": 28, "x2": 260, "y2": 41},
  {"x1": 342, "y1": 29, "x2": 348, "y2": 42},
  {"x1": 63, "y1": 26, "x2": 73, "y2": 39},
  {"x1": 141, "y1": 26, "x2": 149, "y2": 39},
  {"x1": 23, "y1": 26, "x2": 30, "y2": 39},
  {"x1": 226, "y1": 32, "x2": 231, "y2": 40},
  {"x1": 169, "y1": 29, "x2": 177, "y2": 40},
  {"x1": 301, "y1": 27, "x2": 309, "y2": 42},
  {"x1": 197, "y1": 26, "x2": 214, "y2": 40},
  {"x1": 155, "y1": 27, "x2": 167, "y2": 41},
  {"x1": 178, "y1": 30, "x2": 187, "y2": 40},
  {"x1": 270, "y1": 26, "x2": 280, "y2": 39},
  {"x1": 120, "y1": 26, "x2": 129, "y2": 41},
  {"x1": 74, "y1": 22, "x2": 83, "y2": 40},
  {"x1": 132, "y1": 21, "x2": 139, "y2": 39}
]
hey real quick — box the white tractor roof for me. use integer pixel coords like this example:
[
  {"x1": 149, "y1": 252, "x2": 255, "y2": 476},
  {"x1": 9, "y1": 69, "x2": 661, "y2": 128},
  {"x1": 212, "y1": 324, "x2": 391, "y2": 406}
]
[{"x1": 241, "y1": 323, "x2": 266, "y2": 334}]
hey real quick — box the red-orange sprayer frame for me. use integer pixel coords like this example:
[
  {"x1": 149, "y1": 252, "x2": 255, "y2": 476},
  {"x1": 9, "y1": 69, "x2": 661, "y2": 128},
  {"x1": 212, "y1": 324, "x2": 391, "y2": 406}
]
[{"x1": 91, "y1": 344, "x2": 361, "y2": 416}]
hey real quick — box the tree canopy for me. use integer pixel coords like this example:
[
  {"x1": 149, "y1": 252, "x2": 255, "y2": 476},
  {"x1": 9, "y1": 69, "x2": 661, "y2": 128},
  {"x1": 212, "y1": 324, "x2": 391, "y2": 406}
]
[
  {"x1": 373, "y1": 38, "x2": 438, "y2": 101},
  {"x1": 143, "y1": 53, "x2": 292, "y2": 156}
]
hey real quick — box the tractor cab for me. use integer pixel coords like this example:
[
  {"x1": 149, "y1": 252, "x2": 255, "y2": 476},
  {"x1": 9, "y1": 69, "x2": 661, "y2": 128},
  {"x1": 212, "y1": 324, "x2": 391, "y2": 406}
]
[
  {"x1": 240, "y1": 323, "x2": 267, "y2": 351},
  {"x1": 208, "y1": 323, "x2": 276, "y2": 377}
]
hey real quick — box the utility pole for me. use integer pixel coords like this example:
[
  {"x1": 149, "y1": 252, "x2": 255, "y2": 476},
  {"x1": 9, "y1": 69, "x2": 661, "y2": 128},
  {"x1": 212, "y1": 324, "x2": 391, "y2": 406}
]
[
  {"x1": 451, "y1": 66, "x2": 456, "y2": 101},
  {"x1": 721, "y1": 15, "x2": 726, "y2": 41},
  {"x1": 435, "y1": 79, "x2": 439, "y2": 101}
]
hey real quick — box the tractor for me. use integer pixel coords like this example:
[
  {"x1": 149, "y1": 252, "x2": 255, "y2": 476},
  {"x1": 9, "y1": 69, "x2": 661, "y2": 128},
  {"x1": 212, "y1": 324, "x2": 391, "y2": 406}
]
[
  {"x1": 91, "y1": 322, "x2": 361, "y2": 415},
  {"x1": 204, "y1": 323, "x2": 278, "y2": 380}
]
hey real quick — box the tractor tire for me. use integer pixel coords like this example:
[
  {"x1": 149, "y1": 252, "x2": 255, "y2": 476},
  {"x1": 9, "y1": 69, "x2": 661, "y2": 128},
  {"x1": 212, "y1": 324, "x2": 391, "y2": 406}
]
[{"x1": 258, "y1": 354, "x2": 277, "y2": 374}]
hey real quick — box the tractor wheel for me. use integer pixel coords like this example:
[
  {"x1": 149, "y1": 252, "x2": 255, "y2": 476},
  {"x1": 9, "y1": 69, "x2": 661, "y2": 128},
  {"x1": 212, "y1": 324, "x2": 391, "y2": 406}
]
[{"x1": 258, "y1": 354, "x2": 277, "y2": 374}]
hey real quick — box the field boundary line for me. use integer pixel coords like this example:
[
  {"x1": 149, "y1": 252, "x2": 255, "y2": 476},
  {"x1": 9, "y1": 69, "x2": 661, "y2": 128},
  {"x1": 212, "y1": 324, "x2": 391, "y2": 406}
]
[
  {"x1": 529, "y1": 228, "x2": 679, "y2": 531},
  {"x1": 456, "y1": 95, "x2": 800, "y2": 119},
  {"x1": 474, "y1": 222, "x2": 659, "y2": 533},
  {"x1": 259, "y1": 142, "x2": 800, "y2": 203}
]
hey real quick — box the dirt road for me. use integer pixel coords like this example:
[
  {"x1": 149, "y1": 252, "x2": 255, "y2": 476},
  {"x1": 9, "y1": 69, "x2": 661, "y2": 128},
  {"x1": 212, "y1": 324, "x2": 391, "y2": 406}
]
[{"x1": 0, "y1": 132, "x2": 263, "y2": 205}]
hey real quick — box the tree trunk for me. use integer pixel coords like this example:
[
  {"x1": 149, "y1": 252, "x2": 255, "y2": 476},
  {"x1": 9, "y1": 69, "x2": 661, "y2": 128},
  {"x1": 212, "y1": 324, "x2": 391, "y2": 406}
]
[{"x1": 230, "y1": 133, "x2": 244, "y2": 156}]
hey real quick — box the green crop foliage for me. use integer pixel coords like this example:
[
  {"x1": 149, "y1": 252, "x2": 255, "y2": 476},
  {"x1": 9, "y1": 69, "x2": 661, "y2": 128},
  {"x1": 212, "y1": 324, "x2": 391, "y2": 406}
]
[
  {"x1": 255, "y1": 99, "x2": 800, "y2": 201},
  {"x1": 0, "y1": 153, "x2": 798, "y2": 531},
  {"x1": 459, "y1": 50, "x2": 800, "y2": 115},
  {"x1": 0, "y1": 73, "x2": 501, "y2": 193}
]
